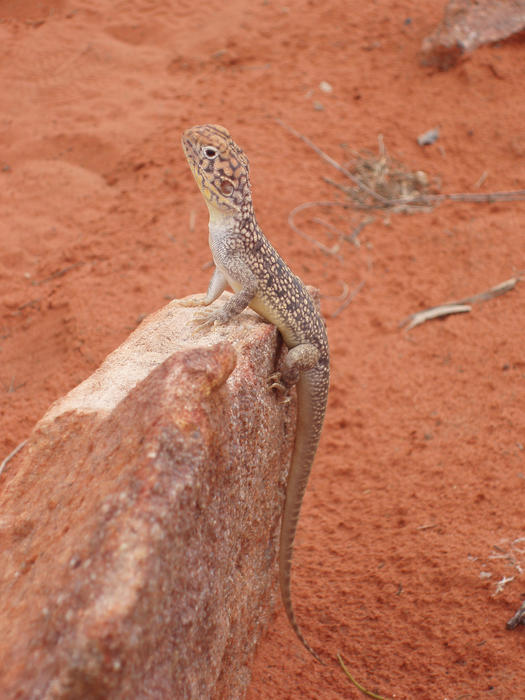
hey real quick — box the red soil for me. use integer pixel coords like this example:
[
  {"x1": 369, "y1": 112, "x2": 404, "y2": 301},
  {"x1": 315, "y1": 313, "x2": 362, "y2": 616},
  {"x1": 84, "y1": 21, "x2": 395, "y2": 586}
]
[{"x1": 1, "y1": 1, "x2": 524, "y2": 698}]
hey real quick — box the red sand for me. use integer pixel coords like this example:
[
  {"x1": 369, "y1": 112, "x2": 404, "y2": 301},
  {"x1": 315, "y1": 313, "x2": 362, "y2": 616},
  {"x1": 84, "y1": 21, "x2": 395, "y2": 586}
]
[{"x1": 1, "y1": 1, "x2": 524, "y2": 698}]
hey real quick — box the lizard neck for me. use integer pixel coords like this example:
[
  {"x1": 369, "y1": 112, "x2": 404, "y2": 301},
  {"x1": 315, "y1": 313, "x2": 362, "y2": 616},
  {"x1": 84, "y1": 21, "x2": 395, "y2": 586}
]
[{"x1": 207, "y1": 200, "x2": 258, "y2": 245}]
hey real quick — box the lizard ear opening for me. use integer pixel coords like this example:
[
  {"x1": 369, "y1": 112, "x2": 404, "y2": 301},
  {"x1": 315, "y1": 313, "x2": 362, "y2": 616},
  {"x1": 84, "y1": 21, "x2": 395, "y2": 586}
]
[{"x1": 219, "y1": 179, "x2": 234, "y2": 196}]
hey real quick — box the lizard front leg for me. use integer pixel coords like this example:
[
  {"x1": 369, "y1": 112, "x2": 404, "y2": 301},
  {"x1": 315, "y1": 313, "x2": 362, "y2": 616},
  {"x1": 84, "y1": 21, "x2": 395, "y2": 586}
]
[
  {"x1": 179, "y1": 266, "x2": 228, "y2": 308},
  {"x1": 195, "y1": 259, "x2": 259, "y2": 328}
]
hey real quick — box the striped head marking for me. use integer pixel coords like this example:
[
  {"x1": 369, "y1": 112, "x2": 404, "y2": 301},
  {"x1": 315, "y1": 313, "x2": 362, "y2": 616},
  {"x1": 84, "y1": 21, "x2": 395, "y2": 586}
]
[{"x1": 181, "y1": 124, "x2": 251, "y2": 215}]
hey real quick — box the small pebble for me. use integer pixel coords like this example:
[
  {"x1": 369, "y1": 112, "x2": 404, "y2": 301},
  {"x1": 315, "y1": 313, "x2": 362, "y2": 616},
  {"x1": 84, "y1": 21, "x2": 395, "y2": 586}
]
[{"x1": 417, "y1": 128, "x2": 440, "y2": 146}]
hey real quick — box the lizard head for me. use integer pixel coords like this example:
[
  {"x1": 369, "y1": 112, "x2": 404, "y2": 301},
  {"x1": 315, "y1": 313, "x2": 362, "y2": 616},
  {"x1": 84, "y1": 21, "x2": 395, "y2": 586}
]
[{"x1": 181, "y1": 124, "x2": 252, "y2": 218}]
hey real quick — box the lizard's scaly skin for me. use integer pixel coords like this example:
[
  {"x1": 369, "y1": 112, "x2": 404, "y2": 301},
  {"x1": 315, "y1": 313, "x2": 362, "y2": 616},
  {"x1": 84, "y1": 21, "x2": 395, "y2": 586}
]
[{"x1": 181, "y1": 124, "x2": 329, "y2": 661}]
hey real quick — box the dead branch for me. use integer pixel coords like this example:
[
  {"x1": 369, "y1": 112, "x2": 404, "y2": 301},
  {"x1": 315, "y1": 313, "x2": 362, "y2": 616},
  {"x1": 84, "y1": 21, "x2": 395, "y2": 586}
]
[
  {"x1": 507, "y1": 601, "x2": 525, "y2": 630},
  {"x1": 344, "y1": 217, "x2": 374, "y2": 246},
  {"x1": 33, "y1": 262, "x2": 84, "y2": 286},
  {"x1": 321, "y1": 280, "x2": 349, "y2": 302},
  {"x1": 453, "y1": 276, "x2": 520, "y2": 305},
  {"x1": 288, "y1": 201, "x2": 353, "y2": 257},
  {"x1": 323, "y1": 176, "x2": 435, "y2": 213},
  {"x1": 403, "y1": 304, "x2": 472, "y2": 330},
  {"x1": 330, "y1": 280, "x2": 365, "y2": 318},
  {"x1": 425, "y1": 191, "x2": 525, "y2": 205},
  {"x1": 310, "y1": 217, "x2": 346, "y2": 240},
  {"x1": 277, "y1": 120, "x2": 525, "y2": 210},
  {"x1": 493, "y1": 575, "x2": 514, "y2": 596},
  {"x1": 276, "y1": 118, "x2": 390, "y2": 205},
  {"x1": 400, "y1": 276, "x2": 521, "y2": 330}
]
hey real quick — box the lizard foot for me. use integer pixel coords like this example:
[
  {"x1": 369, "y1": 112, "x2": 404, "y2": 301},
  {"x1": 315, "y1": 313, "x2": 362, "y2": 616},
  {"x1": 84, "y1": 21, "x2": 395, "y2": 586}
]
[
  {"x1": 191, "y1": 307, "x2": 229, "y2": 331},
  {"x1": 267, "y1": 372, "x2": 292, "y2": 404},
  {"x1": 268, "y1": 371, "x2": 286, "y2": 391}
]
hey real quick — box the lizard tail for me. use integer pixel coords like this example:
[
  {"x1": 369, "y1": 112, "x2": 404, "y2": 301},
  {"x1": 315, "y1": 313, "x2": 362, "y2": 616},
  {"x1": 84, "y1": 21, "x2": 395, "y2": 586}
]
[{"x1": 278, "y1": 367, "x2": 328, "y2": 663}]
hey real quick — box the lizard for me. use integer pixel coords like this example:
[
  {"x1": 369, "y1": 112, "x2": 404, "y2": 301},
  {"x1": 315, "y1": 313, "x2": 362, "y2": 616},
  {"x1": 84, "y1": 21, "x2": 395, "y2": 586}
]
[{"x1": 180, "y1": 124, "x2": 329, "y2": 662}]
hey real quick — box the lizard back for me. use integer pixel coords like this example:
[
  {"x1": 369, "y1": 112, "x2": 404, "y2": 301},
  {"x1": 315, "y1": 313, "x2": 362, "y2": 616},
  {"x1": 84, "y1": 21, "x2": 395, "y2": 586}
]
[{"x1": 182, "y1": 124, "x2": 329, "y2": 660}]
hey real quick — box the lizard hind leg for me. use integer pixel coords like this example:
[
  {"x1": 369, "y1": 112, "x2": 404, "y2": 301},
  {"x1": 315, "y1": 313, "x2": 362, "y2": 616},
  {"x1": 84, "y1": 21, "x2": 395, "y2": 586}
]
[
  {"x1": 280, "y1": 342, "x2": 320, "y2": 386},
  {"x1": 268, "y1": 342, "x2": 320, "y2": 403}
]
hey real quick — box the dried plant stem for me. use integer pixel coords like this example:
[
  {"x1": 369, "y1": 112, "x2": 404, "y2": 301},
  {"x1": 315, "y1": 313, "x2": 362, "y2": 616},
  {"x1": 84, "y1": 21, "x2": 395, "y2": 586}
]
[
  {"x1": 430, "y1": 190, "x2": 525, "y2": 204},
  {"x1": 0, "y1": 439, "x2": 27, "y2": 476},
  {"x1": 401, "y1": 276, "x2": 521, "y2": 330},
  {"x1": 288, "y1": 201, "x2": 352, "y2": 257},
  {"x1": 452, "y1": 276, "x2": 521, "y2": 305},
  {"x1": 277, "y1": 119, "x2": 525, "y2": 208},
  {"x1": 33, "y1": 262, "x2": 83, "y2": 286},
  {"x1": 331, "y1": 280, "x2": 365, "y2": 318},
  {"x1": 337, "y1": 653, "x2": 389, "y2": 700},
  {"x1": 403, "y1": 304, "x2": 471, "y2": 330},
  {"x1": 507, "y1": 601, "x2": 525, "y2": 630},
  {"x1": 276, "y1": 118, "x2": 390, "y2": 205}
]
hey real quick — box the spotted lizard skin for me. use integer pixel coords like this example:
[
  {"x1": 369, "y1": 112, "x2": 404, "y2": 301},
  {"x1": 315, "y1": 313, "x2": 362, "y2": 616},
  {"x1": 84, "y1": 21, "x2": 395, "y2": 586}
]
[{"x1": 182, "y1": 124, "x2": 329, "y2": 661}]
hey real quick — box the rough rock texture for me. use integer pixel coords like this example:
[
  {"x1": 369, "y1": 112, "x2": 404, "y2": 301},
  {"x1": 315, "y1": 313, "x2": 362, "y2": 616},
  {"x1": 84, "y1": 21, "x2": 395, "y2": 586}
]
[
  {"x1": 421, "y1": 0, "x2": 525, "y2": 69},
  {"x1": 0, "y1": 297, "x2": 295, "y2": 700}
]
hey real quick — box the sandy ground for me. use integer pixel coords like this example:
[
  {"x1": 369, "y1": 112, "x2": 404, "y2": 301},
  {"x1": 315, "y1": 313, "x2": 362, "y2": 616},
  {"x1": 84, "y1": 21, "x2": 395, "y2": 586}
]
[{"x1": 1, "y1": 1, "x2": 524, "y2": 698}]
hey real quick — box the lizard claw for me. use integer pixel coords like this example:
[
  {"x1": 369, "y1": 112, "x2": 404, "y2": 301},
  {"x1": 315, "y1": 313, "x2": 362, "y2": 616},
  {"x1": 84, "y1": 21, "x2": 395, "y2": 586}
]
[
  {"x1": 268, "y1": 371, "x2": 292, "y2": 403},
  {"x1": 192, "y1": 308, "x2": 228, "y2": 330},
  {"x1": 191, "y1": 312, "x2": 216, "y2": 331},
  {"x1": 267, "y1": 371, "x2": 286, "y2": 392}
]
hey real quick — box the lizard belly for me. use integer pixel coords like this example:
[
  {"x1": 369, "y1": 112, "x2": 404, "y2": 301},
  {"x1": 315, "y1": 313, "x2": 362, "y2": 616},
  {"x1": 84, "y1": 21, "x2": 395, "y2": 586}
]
[
  {"x1": 215, "y1": 263, "x2": 293, "y2": 344},
  {"x1": 249, "y1": 295, "x2": 296, "y2": 348}
]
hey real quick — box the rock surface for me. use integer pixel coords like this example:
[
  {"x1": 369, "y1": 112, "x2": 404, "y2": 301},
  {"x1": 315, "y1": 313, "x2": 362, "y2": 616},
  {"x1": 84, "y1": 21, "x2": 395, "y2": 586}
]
[
  {"x1": 0, "y1": 297, "x2": 295, "y2": 700},
  {"x1": 421, "y1": 0, "x2": 525, "y2": 69}
]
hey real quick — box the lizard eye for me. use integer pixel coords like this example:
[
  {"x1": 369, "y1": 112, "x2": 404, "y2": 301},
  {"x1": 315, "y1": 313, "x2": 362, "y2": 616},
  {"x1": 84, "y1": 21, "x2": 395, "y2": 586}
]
[
  {"x1": 219, "y1": 179, "x2": 234, "y2": 196},
  {"x1": 203, "y1": 146, "x2": 218, "y2": 160}
]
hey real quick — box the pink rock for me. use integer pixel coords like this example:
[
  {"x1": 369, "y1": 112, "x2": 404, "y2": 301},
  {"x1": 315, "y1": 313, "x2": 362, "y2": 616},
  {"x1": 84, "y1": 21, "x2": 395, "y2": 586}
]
[
  {"x1": 0, "y1": 297, "x2": 295, "y2": 699},
  {"x1": 421, "y1": 0, "x2": 525, "y2": 69}
]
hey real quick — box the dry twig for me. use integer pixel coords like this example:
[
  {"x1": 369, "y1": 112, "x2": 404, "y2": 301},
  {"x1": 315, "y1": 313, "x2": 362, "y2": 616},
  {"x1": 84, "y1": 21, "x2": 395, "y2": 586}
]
[
  {"x1": 402, "y1": 304, "x2": 472, "y2": 330},
  {"x1": 288, "y1": 201, "x2": 353, "y2": 257},
  {"x1": 493, "y1": 575, "x2": 514, "y2": 596},
  {"x1": 321, "y1": 280, "x2": 349, "y2": 302},
  {"x1": 331, "y1": 280, "x2": 365, "y2": 318},
  {"x1": 310, "y1": 217, "x2": 346, "y2": 240},
  {"x1": 33, "y1": 262, "x2": 84, "y2": 286},
  {"x1": 507, "y1": 601, "x2": 525, "y2": 630},
  {"x1": 277, "y1": 120, "x2": 525, "y2": 210},
  {"x1": 276, "y1": 118, "x2": 389, "y2": 205},
  {"x1": 400, "y1": 276, "x2": 521, "y2": 330},
  {"x1": 453, "y1": 277, "x2": 521, "y2": 305},
  {"x1": 345, "y1": 217, "x2": 374, "y2": 246},
  {"x1": 287, "y1": 201, "x2": 372, "y2": 259},
  {"x1": 337, "y1": 653, "x2": 389, "y2": 700},
  {"x1": 0, "y1": 439, "x2": 27, "y2": 476}
]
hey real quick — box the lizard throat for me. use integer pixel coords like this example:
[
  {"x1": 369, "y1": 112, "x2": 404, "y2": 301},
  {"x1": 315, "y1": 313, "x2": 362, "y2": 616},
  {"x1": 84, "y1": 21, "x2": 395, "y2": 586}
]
[{"x1": 207, "y1": 199, "x2": 254, "y2": 230}]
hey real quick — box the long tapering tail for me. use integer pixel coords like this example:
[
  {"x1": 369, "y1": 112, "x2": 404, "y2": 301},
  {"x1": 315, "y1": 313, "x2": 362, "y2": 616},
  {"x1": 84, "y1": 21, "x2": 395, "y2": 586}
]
[{"x1": 278, "y1": 366, "x2": 328, "y2": 662}]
